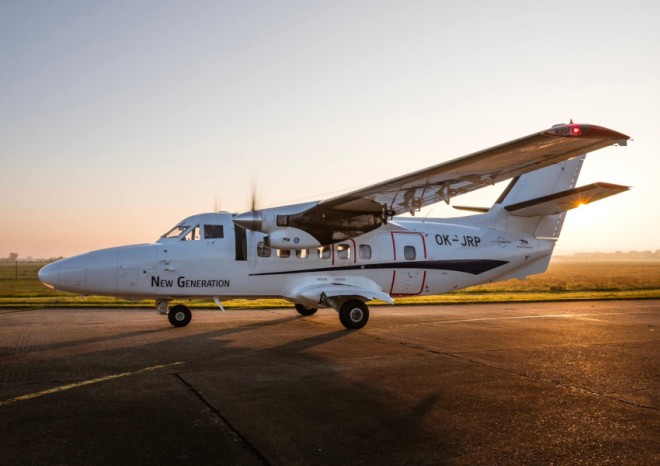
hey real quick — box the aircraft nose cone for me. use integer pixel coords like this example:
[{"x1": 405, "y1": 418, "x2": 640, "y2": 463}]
[{"x1": 38, "y1": 262, "x2": 59, "y2": 289}]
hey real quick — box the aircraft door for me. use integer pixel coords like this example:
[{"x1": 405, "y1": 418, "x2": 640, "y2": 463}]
[{"x1": 390, "y1": 232, "x2": 426, "y2": 295}]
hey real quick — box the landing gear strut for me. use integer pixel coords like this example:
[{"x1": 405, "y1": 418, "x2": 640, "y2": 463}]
[
  {"x1": 168, "y1": 304, "x2": 192, "y2": 327},
  {"x1": 156, "y1": 299, "x2": 169, "y2": 315}
]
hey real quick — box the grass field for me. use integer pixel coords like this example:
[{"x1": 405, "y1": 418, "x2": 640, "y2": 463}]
[{"x1": 1, "y1": 261, "x2": 658, "y2": 309}]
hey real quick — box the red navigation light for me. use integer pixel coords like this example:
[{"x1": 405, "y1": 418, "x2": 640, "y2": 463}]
[{"x1": 545, "y1": 123, "x2": 629, "y2": 140}]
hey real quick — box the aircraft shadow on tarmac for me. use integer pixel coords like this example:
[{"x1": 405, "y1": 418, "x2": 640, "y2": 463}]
[{"x1": 0, "y1": 312, "x2": 451, "y2": 465}]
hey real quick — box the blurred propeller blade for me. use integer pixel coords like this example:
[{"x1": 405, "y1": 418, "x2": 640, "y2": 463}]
[
  {"x1": 233, "y1": 175, "x2": 263, "y2": 231},
  {"x1": 250, "y1": 176, "x2": 259, "y2": 212}
]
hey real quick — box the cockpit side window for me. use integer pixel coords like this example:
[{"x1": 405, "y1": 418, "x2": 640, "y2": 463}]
[
  {"x1": 162, "y1": 224, "x2": 190, "y2": 239},
  {"x1": 204, "y1": 225, "x2": 224, "y2": 239},
  {"x1": 182, "y1": 225, "x2": 200, "y2": 241}
]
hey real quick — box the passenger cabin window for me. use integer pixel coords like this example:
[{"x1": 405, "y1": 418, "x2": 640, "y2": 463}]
[
  {"x1": 404, "y1": 245, "x2": 416, "y2": 260},
  {"x1": 182, "y1": 225, "x2": 200, "y2": 241},
  {"x1": 296, "y1": 249, "x2": 309, "y2": 259},
  {"x1": 359, "y1": 244, "x2": 372, "y2": 260},
  {"x1": 337, "y1": 244, "x2": 350, "y2": 260},
  {"x1": 257, "y1": 242, "x2": 271, "y2": 257},
  {"x1": 318, "y1": 246, "x2": 331, "y2": 259},
  {"x1": 204, "y1": 225, "x2": 224, "y2": 239},
  {"x1": 277, "y1": 249, "x2": 290, "y2": 258}
]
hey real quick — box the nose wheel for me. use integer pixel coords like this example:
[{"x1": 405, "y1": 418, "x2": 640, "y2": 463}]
[{"x1": 168, "y1": 304, "x2": 192, "y2": 327}]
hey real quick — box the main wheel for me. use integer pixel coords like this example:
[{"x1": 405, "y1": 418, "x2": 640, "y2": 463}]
[
  {"x1": 339, "y1": 300, "x2": 369, "y2": 329},
  {"x1": 168, "y1": 304, "x2": 192, "y2": 327},
  {"x1": 295, "y1": 304, "x2": 318, "y2": 316}
]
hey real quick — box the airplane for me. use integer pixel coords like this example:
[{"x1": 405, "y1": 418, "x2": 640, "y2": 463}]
[{"x1": 38, "y1": 122, "x2": 630, "y2": 330}]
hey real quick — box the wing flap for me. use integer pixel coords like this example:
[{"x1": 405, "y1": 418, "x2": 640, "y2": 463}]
[{"x1": 504, "y1": 182, "x2": 630, "y2": 217}]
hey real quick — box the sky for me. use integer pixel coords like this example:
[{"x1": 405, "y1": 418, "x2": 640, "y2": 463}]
[{"x1": 1, "y1": 0, "x2": 659, "y2": 259}]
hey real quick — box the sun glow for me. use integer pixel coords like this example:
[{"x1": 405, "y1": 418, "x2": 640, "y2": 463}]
[{"x1": 0, "y1": 2, "x2": 656, "y2": 258}]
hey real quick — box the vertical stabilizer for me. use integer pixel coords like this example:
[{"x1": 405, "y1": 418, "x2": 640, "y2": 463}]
[{"x1": 497, "y1": 155, "x2": 585, "y2": 238}]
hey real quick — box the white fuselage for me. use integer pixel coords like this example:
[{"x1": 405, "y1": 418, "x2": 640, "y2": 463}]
[{"x1": 39, "y1": 211, "x2": 554, "y2": 306}]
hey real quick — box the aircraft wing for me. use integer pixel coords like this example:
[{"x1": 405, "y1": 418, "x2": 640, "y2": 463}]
[
  {"x1": 234, "y1": 122, "x2": 629, "y2": 245},
  {"x1": 318, "y1": 123, "x2": 629, "y2": 216}
]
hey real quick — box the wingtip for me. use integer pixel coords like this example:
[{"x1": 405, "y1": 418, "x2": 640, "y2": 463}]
[
  {"x1": 592, "y1": 182, "x2": 631, "y2": 191},
  {"x1": 545, "y1": 123, "x2": 630, "y2": 140}
]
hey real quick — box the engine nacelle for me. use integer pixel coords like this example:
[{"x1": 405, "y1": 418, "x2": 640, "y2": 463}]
[
  {"x1": 233, "y1": 201, "x2": 318, "y2": 233},
  {"x1": 264, "y1": 228, "x2": 321, "y2": 249}
]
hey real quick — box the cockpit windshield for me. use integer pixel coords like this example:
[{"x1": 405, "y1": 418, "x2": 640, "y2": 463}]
[
  {"x1": 160, "y1": 215, "x2": 225, "y2": 242},
  {"x1": 162, "y1": 224, "x2": 190, "y2": 239}
]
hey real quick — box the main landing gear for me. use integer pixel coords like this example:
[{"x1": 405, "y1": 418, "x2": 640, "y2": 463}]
[
  {"x1": 157, "y1": 300, "x2": 192, "y2": 328},
  {"x1": 294, "y1": 304, "x2": 318, "y2": 316},
  {"x1": 338, "y1": 299, "x2": 369, "y2": 330},
  {"x1": 305, "y1": 296, "x2": 370, "y2": 330}
]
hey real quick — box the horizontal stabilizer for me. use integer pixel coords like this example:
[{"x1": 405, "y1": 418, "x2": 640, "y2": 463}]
[
  {"x1": 453, "y1": 205, "x2": 489, "y2": 213},
  {"x1": 505, "y1": 182, "x2": 629, "y2": 217}
]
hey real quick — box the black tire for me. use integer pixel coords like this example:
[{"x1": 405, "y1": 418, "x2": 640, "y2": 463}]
[
  {"x1": 168, "y1": 304, "x2": 192, "y2": 327},
  {"x1": 295, "y1": 304, "x2": 318, "y2": 316},
  {"x1": 339, "y1": 300, "x2": 369, "y2": 330}
]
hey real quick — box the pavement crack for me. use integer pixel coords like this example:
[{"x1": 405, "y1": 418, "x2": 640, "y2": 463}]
[
  {"x1": 0, "y1": 308, "x2": 41, "y2": 314},
  {"x1": 437, "y1": 350, "x2": 659, "y2": 411},
  {"x1": 174, "y1": 373, "x2": 272, "y2": 465},
  {"x1": 366, "y1": 334, "x2": 659, "y2": 411}
]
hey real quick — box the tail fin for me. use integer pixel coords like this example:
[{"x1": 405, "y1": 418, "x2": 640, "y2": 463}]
[
  {"x1": 496, "y1": 156, "x2": 584, "y2": 238},
  {"x1": 494, "y1": 155, "x2": 629, "y2": 239}
]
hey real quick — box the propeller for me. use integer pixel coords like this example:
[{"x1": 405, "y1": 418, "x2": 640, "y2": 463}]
[
  {"x1": 213, "y1": 177, "x2": 257, "y2": 213},
  {"x1": 233, "y1": 176, "x2": 264, "y2": 231},
  {"x1": 241, "y1": 176, "x2": 264, "y2": 272},
  {"x1": 249, "y1": 176, "x2": 259, "y2": 212}
]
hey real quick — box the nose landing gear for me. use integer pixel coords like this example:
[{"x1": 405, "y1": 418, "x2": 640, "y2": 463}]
[
  {"x1": 168, "y1": 304, "x2": 192, "y2": 327},
  {"x1": 156, "y1": 300, "x2": 192, "y2": 327}
]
